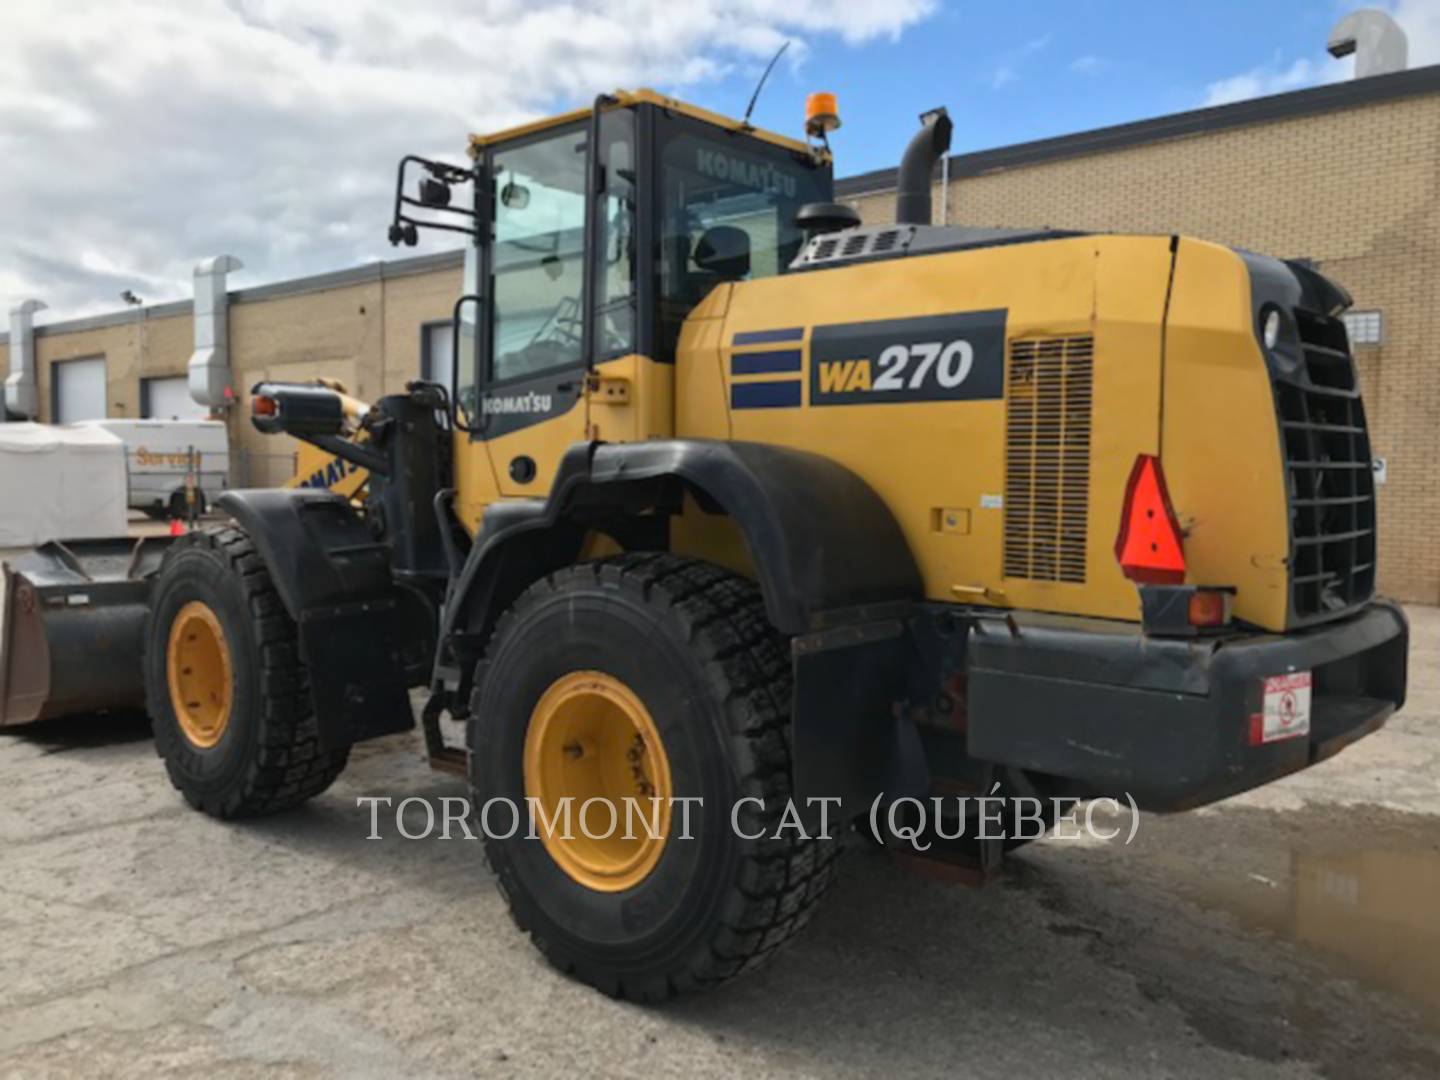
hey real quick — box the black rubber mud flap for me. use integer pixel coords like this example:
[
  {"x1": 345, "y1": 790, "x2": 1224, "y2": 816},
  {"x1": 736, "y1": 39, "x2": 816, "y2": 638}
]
[
  {"x1": 790, "y1": 618, "x2": 929, "y2": 823},
  {"x1": 217, "y1": 489, "x2": 413, "y2": 748}
]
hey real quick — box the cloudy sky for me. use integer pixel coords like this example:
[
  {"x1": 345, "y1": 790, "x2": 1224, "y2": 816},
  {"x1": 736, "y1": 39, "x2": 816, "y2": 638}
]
[{"x1": 3, "y1": 0, "x2": 1438, "y2": 321}]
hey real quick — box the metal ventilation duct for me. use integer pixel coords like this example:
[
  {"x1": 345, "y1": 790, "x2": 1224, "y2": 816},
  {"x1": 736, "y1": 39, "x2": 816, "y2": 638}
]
[
  {"x1": 1328, "y1": 9, "x2": 1409, "y2": 78},
  {"x1": 187, "y1": 254, "x2": 243, "y2": 409},
  {"x1": 4, "y1": 300, "x2": 47, "y2": 421}
]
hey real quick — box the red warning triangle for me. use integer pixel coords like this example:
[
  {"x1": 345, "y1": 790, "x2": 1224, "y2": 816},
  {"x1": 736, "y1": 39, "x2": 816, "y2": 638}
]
[{"x1": 1115, "y1": 455, "x2": 1186, "y2": 584}]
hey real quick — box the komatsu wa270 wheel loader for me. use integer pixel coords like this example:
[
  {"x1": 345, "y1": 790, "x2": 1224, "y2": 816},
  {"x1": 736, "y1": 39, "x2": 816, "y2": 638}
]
[{"x1": 128, "y1": 89, "x2": 1407, "y2": 999}]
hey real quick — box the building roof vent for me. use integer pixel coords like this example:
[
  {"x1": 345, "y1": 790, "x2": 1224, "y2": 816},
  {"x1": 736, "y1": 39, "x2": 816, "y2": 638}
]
[
  {"x1": 1328, "y1": 9, "x2": 1408, "y2": 78},
  {"x1": 3, "y1": 300, "x2": 47, "y2": 421},
  {"x1": 187, "y1": 255, "x2": 243, "y2": 410}
]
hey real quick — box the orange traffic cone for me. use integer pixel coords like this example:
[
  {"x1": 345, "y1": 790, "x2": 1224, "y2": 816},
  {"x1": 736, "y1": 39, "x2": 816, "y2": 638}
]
[{"x1": 168, "y1": 518, "x2": 186, "y2": 537}]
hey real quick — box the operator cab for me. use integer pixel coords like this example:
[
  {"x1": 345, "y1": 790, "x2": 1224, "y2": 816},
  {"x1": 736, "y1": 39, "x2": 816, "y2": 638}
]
[{"x1": 389, "y1": 90, "x2": 832, "y2": 429}]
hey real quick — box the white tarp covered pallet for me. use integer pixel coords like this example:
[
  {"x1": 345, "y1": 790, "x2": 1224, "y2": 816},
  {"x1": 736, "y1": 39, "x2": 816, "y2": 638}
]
[{"x1": 0, "y1": 423, "x2": 128, "y2": 547}]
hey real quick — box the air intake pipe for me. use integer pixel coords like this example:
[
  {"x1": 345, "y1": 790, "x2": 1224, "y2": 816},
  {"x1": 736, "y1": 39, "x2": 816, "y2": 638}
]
[{"x1": 894, "y1": 108, "x2": 953, "y2": 227}]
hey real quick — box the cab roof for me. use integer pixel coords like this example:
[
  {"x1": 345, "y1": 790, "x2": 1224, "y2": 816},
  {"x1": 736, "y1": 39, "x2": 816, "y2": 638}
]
[{"x1": 466, "y1": 88, "x2": 821, "y2": 160}]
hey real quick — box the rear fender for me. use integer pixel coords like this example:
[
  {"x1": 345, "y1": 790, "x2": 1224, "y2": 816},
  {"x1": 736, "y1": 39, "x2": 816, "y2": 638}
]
[
  {"x1": 440, "y1": 440, "x2": 927, "y2": 816},
  {"x1": 215, "y1": 489, "x2": 415, "y2": 748}
]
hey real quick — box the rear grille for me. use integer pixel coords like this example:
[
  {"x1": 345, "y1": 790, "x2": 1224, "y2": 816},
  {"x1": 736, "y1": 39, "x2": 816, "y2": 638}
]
[
  {"x1": 1003, "y1": 336, "x2": 1094, "y2": 583},
  {"x1": 1276, "y1": 311, "x2": 1377, "y2": 621}
]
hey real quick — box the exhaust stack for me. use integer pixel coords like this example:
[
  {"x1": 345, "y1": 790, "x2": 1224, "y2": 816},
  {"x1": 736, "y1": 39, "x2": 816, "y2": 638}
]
[{"x1": 895, "y1": 108, "x2": 953, "y2": 227}]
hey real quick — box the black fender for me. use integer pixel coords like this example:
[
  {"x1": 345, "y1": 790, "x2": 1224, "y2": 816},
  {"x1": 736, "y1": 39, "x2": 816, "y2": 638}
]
[
  {"x1": 439, "y1": 440, "x2": 927, "y2": 816},
  {"x1": 588, "y1": 440, "x2": 923, "y2": 632},
  {"x1": 441, "y1": 439, "x2": 922, "y2": 650},
  {"x1": 215, "y1": 489, "x2": 415, "y2": 749}
]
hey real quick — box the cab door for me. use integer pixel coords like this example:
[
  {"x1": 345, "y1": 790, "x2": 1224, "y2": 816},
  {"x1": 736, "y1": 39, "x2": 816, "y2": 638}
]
[{"x1": 478, "y1": 121, "x2": 593, "y2": 497}]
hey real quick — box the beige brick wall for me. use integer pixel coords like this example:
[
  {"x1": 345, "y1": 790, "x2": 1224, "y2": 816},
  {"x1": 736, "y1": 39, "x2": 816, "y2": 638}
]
[
  {"x1": 381, "y1": 266, "x2": 463, "y2": 395},
  {"x1": 852, "y1": 94, "x2": 1440, "y2": 603},
  {"x1": 32, "y1": 313, "x2": 192, "y2": 422},
  {"x1": 18, "y1": 265, "x2": 461, "y2": 488}
]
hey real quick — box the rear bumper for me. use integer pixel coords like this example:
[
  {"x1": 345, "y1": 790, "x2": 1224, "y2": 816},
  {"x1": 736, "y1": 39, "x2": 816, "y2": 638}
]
[{"x1": 966, "y1": 600, "x2": 1408, "y2": 811}]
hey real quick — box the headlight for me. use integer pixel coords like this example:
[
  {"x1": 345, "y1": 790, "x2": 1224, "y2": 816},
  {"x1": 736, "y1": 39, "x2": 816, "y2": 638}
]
[{"x1": 1262, "y1": 308, "x2": 1282, "y2": 351}]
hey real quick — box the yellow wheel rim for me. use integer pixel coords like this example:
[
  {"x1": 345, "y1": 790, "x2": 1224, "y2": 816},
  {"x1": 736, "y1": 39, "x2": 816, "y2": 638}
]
[
  {"x1": 523, "y1": 671, "x2": 672, "y2": 892},
  {"x1": 166, "y1": 601, "x2": 233, "y2": 749}
]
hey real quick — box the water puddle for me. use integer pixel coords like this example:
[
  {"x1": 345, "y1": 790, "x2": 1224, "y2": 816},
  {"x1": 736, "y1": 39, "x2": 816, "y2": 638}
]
[{"x1": 1201, "y1": 844, "x2": 1440, "y2": 1023}]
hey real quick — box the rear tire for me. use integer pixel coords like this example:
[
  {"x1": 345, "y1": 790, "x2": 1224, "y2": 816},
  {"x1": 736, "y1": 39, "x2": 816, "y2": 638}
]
[
  {"x1": 143, "y1": 526, "x2": 349, "y2": 818},
  {"x1": 470, "y1": 554, "x2": 840, "y2": 1000}
]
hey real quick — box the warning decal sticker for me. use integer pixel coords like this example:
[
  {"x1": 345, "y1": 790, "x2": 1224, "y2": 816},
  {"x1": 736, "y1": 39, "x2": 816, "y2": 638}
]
[{"x1": 1253, "y1": 671, "x2": 1312, "y2": 745}]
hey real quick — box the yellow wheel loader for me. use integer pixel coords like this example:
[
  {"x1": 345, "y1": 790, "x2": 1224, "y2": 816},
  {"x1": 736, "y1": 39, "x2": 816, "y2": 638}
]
[{"x1": 39, "y1": 89, "x2": 1419, "y2": 998}]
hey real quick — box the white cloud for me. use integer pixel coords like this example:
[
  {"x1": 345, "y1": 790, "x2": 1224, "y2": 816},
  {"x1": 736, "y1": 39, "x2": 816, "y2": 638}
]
[
  {"x1": 1200, "y1": 0, "x2": 1440, "y2": 108},
  {"x1": 0, "y1": 0, "x2": 934, "y2": 319},
  {"x1": 1070, "y1": 54, "x2": 1105, "y2": 75},
  {"x1": 1388, "y1": 0, "x2": 1440, "y2": 64},
  {"x1": 988, "y1": 34, "x2": 1052, "y2": 90},
  {"x1": 1202, "y1": 57, "x2": 1327, "y2": 107}
]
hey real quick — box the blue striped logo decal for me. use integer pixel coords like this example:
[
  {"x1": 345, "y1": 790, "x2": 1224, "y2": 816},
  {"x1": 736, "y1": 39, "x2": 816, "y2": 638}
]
[
  {"x1": 731, "y1": 381, "x2": 801, "y2": 409},
  {"x1": 731, "y1": 349, "x2": 802, "y2": 376},
  {"x1": 732, "y1": 326, "x2": 804, "y2": 346}
]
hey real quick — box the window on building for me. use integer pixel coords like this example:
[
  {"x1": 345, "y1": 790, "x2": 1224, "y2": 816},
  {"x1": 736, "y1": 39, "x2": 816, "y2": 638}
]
[
  {"x1": 1343, "y1": 310, "x2": 1383, "y2": 347},
  {"x1": 141, "y1": 375, "x2": 208, "y2": 420},
  {"x1": 52, "y1": 356, "x2": 107, "y2": 423}
]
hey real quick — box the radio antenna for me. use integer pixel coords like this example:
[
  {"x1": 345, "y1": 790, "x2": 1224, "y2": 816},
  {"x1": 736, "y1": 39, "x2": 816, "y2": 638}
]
[{"x1": 742, "y1": 41, "x2": 790, "y2": 128}]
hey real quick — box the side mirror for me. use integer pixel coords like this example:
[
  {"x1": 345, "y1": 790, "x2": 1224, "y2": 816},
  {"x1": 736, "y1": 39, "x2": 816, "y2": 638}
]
[
  {"x1": 418, "y1": 177, "x2": 451, "y2": 208},
  {"x1": 387, "y1": 222, "x2": 419, "y2": 247},
  {"x1": 693, "y1": 226, "x2": 751, "y2": 280},
  {"x1": 500, "y1": 181, "x2": 531, "y2": 210}
]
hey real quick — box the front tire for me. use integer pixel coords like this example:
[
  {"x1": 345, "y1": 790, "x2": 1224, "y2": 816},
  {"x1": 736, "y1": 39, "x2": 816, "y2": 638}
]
[
  {"x1": 471, "y1": 555, "x2": 839, "y2": 1000},
  {"x1": 144, "y1": 526, "x2": 349, "y2": 818}
]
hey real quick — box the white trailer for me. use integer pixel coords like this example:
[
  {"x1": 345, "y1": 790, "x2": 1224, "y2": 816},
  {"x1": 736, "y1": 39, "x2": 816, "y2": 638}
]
[{"x1": 81, "y1": 419, "x2": 229, "y2": 519}]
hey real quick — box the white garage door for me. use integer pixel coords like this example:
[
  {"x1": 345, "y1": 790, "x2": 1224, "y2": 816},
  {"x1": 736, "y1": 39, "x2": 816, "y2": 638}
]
[
  {"x1": 143, "y1": 375, "x2": 208, "y2": 420},
  {"x1": 53, "y1": 357, "x2": 107, "y2": 423}
]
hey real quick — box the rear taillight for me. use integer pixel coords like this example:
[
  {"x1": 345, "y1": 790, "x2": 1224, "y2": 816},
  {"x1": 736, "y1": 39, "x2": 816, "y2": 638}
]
[
  {"x1": 1115, "y1": 454, "x2": 1186, "y2": 585},
  {"x1": 1187, "y1": 588, "x2": 1231, "y2": 628}
]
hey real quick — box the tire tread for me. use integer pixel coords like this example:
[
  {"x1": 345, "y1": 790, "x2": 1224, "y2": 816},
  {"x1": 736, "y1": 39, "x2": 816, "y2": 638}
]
[
  {"x1": 473, "y1": 554, "x2": 840, "y2": 1001},
  {"x1": 145, "y1": 526, "x2": 349, "y2": 818}
]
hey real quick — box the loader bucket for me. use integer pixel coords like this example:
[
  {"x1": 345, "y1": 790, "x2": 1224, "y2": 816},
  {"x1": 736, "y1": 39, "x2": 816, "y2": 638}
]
[{"x1": 0, "y1": 538, "x2": 171, "y2": 728}]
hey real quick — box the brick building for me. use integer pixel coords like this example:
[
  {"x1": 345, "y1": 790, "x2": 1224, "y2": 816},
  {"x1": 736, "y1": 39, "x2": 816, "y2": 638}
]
[{"x1": 2, "y1": 65, "x2": 1438, "y2": 600}]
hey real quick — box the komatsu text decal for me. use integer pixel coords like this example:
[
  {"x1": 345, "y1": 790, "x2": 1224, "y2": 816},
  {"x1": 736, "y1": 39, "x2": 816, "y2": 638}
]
[
  {"x1": 299, "y1": 456, "x2": 363, "y2": 489},
  {"x1": 810, "y1": 310, "x2": 1007, "y2": 406}
]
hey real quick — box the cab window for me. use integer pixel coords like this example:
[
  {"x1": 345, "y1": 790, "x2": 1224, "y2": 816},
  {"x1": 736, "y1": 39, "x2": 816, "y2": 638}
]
[
  {"x1": 490, "y1": 127, "x2": 587, "y2": 383},
  {"x1": 594, "y1": 109, "x2": 638, "y2": 362},
  {"x1": 657, "y1": 127, "x2": 829, "y2": 358}
]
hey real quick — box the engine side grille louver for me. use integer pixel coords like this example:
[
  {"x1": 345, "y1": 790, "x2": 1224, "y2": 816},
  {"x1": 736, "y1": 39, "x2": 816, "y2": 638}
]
[{"x1": 1003, "y1": 336, "x2": 1094, "y2": 584}]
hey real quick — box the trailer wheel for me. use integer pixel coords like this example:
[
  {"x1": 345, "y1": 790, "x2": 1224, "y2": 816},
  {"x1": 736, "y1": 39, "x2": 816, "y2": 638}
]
[
  {"x1": 143, "y1": 526, "x2": 349, "y2": 818},
  {"x1": 470, "y1": 554, "x2": 840, "y2": 1001}
]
